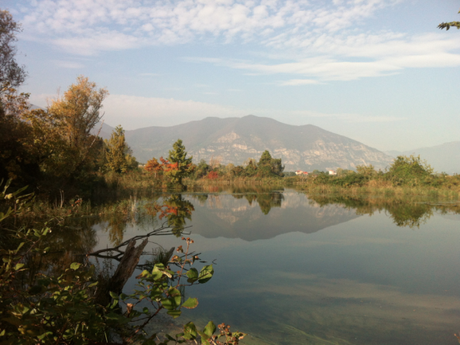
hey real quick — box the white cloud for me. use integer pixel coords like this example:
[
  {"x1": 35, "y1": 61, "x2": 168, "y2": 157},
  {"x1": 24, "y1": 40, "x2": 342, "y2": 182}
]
[
  {"x1": 19, "y1": 0, "x2": 403, "y2": 54},
  {"x1": 190, "y1": 33, "x2": 460, "y2": 81},
  {"x1": 17, "y1": 0, "x2": 460, "y2": 82}
]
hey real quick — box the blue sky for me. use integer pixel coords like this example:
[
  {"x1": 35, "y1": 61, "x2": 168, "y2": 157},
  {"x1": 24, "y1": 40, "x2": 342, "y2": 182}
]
[{"x1": 5, "y1": 0, "x2": 460, "y2": 152}]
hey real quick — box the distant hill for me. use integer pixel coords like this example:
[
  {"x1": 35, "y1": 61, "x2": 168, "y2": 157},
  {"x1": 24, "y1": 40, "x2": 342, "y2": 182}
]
[
  {"x1": 102, "y1": 115, "x2": 393, "y2": 171},
  {"x1": 386, "y1": 141, "x2": 460, "y2": 174},
  {"x1": 93, "y1": 122, "x2": 115, "y2": 140}
]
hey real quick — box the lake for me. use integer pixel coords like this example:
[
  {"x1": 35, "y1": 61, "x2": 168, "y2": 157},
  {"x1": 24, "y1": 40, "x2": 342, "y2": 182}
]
[{"x1": 90, "y1": 188, "x2": 460, "y2": 345}]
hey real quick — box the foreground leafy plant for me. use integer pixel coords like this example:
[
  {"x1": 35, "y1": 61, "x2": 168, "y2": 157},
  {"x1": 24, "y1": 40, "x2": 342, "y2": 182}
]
[{"x1": 0, "y1": 180, "x2": 245, "y2": 344}]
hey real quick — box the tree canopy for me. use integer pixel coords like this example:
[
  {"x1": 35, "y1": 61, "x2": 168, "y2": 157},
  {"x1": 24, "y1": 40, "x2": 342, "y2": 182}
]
[
  {"x1": 166, "y1": 139, "x2": 194, "y2": 189},
  {"x1": 48, "y1": 76, "x2": 108, "y2": 149},
  {"x1": 256, "y1": 150, "x2": 284, "y2": 177},
  {"x1": 0, "y1": 10, "x2": 27, "y2": 88},
  {"x1": 105, "y1": 125, "x2": 130, "y2": 173}
]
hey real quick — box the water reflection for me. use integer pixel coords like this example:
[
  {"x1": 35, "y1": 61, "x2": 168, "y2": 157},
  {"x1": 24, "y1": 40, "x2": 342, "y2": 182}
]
[
  {"x1": 17, "y1": 188, "x2": 460, "y2": 345},
  {"x1": 307, "y1": 194, "x2": 460, "y2": 229},
  {"x1": 176, "y1": 195, "x2": 460, "y2": 345},
  {"x1": 91, "y1": 190, "x2": 460, "y2": 345},
  {"x1": 157, "y1": 194, "x2": 194, "y2": 236},
  {"x1": 187, "y1": 191, "x2": 359, "y2": 241}
]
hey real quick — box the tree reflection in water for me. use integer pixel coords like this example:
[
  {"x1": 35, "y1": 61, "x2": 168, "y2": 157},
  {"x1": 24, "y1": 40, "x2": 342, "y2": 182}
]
[
  {"x1": 12, "y1": 193, "x2": 198, "y2": 293},
  {"x1": 192, "y1": 185, "x2": 285, "y2": 215},
  {"x1": 307, "y1": 194, "x2": 460, "y2": 228}
]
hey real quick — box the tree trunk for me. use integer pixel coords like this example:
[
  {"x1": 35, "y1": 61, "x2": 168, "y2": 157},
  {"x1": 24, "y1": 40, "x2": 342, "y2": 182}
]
[{"x1": 95, "y1": 238, "x2": 148, "y2": 307}]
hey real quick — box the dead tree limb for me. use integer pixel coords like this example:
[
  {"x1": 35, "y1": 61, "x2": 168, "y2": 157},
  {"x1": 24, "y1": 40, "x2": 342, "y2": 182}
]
[{"x1": 95, "y1": 238, "x2": 148, "y2": 307}]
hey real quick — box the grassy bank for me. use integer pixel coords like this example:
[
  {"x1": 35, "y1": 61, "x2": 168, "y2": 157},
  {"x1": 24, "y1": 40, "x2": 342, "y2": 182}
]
[{"x1": 291, "y1": 176, "x2": 460, "y2": 199}]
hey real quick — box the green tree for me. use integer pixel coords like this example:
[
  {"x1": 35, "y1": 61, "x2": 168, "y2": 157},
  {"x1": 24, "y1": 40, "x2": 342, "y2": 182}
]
[
  {"x1": 105, "y1": 125, "x2": 130, "y2": 173},
  {"x1": 356, "y1": 164, "x2": 377, "y2": 177},
  {"x1": 194, "y1": 159, "x2": 211, "y2": 179},
  {"x1": 438, "y1": 9, "x2": 460, "y2": 30},
  {"x1": 0, "y1": 10, "x2": 27, "y2": 88},
  {"x1": 231, "y1": 165, "x2": 245, "y2": 177},
  {"x1": 256, "y1": 150, "x2": 284, "y2": 177},
  {"x1": 258, "y1": 150, "x2": 272, "y2": 166},
  {"x1": 167, "y1": 139, "x2": 194, "y2": 189},
  {"x1": 244, "y1": 158, "x2": 258, "y2": 177},
  {"x1": 386, "y1": 155, "x2": 433, "y2": 186},
  {"x1": 270, "y1": 157, "x2": 284, "y2": 176}
]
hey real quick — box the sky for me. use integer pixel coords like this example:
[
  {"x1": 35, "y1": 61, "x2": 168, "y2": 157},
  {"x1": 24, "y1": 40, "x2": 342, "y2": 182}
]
[{"x1": 4, "y1": 0, "x2": 460, "y2": 152}]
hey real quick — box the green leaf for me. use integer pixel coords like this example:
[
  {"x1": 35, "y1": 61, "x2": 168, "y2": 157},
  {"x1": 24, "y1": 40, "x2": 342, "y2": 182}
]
[
  {"x1": 14, "y1": 263, "x2": 24, "y2": 271},
  {"x1": 169, "y1": 287, "x2": 182, "y2": 306},
  {"x1": 15, "y1": 242, "x2": 24, "y2": 252},
  {"x1": 186, "y1": 268, "x2": 199, "y2": 282},
  {"x1": 198, "y1": 265, "x2": 214, "y2": 284},
  {"x1": 161, "y1": 298, "x2": 176, "y2": 311},
  {"x1": 150, "y1": 266, "x2": 164, "y2": 280},
  {"x1": 153, "y1": 263, "x2": 165, "y2": 271},
  {"x1": 166, "y1": 310, "x2": 182, "y2": 318},
  {"x1": 183, "y1": 321, "x2": 198, "y2": 340},
  {"x1": 37, "y1": 332, "x2": 53, "y2": 340},
  {"x1": 70, "y1": 262, "x2": 81, "y2": 270},
  {"x1": 203, "y1": 321, "x2": 216, "y2": 338},
  {"x1": 181, "y1": 297, "x2": 198, "y2": 309},
  {"x1": 109, "y1": 291, "x2": 119, "y2": 300}
]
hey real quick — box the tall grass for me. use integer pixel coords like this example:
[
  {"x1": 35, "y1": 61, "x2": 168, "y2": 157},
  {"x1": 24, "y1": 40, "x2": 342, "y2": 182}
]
[{"x1": 296, "y1": 180, "x2": 459, "y2": 200}]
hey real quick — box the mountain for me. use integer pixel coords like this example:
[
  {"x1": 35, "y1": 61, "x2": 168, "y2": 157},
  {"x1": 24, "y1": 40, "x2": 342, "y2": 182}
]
[
  {"x1": 93, "y1": 122, "x2": 115, "y2": 140},
  {"x1": 386, "y1": 141, "x2": 460, "y2": 174},
  {"x1": 99, "y1": 115, "x2": 394, "y2": 171}
]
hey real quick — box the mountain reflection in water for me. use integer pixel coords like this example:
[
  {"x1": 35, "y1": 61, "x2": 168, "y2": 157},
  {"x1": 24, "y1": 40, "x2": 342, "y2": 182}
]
[
  {"x1": 187, "y1": 191, "x2": 360, "y2": 241},
  {"x1": 37, "y1": 188, "x2": 460, "y2": 345}
]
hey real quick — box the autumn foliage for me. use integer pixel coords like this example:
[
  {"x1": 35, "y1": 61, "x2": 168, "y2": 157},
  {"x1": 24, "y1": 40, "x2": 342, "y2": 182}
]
[
  {"x1": 145, "y1": 157, "x2": 162, "y2": 174},
  {"x1": 206, "y1": 171, "x2": 220, "y2": 180}
]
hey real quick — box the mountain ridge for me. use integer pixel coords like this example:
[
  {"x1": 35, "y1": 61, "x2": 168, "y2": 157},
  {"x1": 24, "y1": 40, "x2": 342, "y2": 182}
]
[{"x1": 101, "y1": 115, "x2": 393, "y2": 171}]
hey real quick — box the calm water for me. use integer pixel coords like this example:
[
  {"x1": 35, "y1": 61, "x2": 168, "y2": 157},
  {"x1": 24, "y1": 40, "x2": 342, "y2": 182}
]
[{"x1": 91, "y1": 190, "x2": 460, "y2": 345}]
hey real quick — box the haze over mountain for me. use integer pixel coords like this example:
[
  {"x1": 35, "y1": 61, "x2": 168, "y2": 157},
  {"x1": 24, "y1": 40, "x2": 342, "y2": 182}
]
[
  {"x1": 387, "y1": 141, "x2": 460, "y2": 174},
  {"x1": 98, "y1": 115, "x2": 394, "y2": 171}
]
